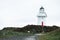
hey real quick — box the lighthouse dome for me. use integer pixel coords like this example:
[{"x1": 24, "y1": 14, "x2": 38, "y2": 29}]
[{"x1": 40, "y1": 6, "x2": 44, "y2": 10}]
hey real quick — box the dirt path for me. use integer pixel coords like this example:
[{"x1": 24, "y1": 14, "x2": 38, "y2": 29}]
[{"x1": 0, "y1": 35, "x2": 39, "y2": 40}]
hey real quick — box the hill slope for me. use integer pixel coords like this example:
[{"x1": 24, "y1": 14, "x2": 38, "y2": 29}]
[
  {"x1": 0, "y1": 25, "x2": 59, "y2": 38},
  {"x1": 39, "y1": 28, "x2": 60, "y2": 40}
]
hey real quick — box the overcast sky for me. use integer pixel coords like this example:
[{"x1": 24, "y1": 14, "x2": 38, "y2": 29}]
[{"x1": 0, "y1": 0, "x2": 60, "y2": 29}]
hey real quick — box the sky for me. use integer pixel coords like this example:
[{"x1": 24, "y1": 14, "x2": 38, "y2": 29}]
[{"x1": 0, "y1": 0, "x2": 60, "y2": 29}]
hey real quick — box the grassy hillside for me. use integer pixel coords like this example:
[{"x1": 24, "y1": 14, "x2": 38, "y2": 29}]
[
  {"x1": 0, "y1": 29, "x2": 33, "y2": 38},
  {"x1": 39, "y1": 28, "x2": 60, "y2": 40},
  {"x1": 0, "y1": 25, "x2": 59, "y2": 38}
]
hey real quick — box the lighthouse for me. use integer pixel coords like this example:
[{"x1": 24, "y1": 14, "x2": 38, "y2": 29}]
[{"x1": 37, "y1": 6, "x2": 47, "y2": 26}]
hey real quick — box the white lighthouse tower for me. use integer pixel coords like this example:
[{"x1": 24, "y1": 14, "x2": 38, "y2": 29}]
[{"x1": 37, "y1": 6, "x2": 47, "y2": 26}]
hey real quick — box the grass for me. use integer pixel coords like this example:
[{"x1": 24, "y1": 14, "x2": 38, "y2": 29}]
[
  {"x1": 0, "y1": 30, "x2": 34, "y2": 38},
  {"x1": 39, "y1": 28, "x2": 60, "y2": 40}
]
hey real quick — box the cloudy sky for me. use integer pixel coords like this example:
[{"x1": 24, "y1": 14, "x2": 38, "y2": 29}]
[{"x1": 0, "y1": 0, "x2": 60, "y2": 29}]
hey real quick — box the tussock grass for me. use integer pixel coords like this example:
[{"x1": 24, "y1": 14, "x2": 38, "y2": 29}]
[{"x1": 39, "y1": 28, "x2": 60, "y2": 40}]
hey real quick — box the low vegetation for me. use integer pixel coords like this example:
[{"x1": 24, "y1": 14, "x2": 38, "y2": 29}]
[
  {"x1": 0, "y1": 30, "x2": 34, "y2": 38},
  {"x1": 39, "y1": 28, "x2": 60, "y2": 40},
  {"x1": 0, "y1": 25, "x2": 59, "y2": 38}
]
